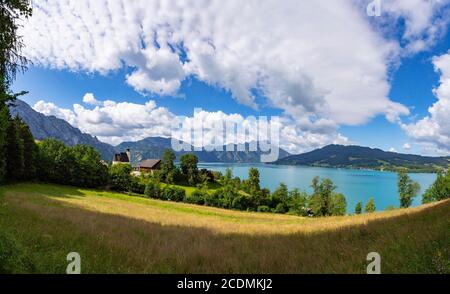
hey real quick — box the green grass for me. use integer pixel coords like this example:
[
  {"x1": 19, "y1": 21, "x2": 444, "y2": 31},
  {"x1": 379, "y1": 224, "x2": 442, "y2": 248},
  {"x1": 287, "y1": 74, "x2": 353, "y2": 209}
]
[{"x1": 0, "y1": 183, "x2": 449, "y2": 273}]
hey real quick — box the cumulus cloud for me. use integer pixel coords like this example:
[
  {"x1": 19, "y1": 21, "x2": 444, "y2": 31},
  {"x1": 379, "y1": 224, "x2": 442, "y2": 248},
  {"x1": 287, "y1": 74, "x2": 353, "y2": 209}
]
[
  {"x1": 20, "y1": 0, "x2": 423, "y2": 128},
  {"x1": 33, "y1": 94, "x2": 347, "y2": 153},
  {"x1": 402, "y1": 143, "x2": 411, "y2": 150},
  {"x1": 82, "y1": 93, "x2": 101, "y2": 106},
  {"x1": 378, "y1": 0, "x2": 450, "y2": 54},
  {"x1": 21, "y1": 0, "x2": 450, "y2": 153},
  {"x1": 401, "y1": 50, "x2": 450, "y2": 155}
]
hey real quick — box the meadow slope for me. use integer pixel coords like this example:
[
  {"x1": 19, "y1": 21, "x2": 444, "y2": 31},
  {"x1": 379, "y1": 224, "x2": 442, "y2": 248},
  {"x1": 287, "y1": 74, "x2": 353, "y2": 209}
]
[{"x1": 0, "y1": 183, "x2": 448, "y2": 273}]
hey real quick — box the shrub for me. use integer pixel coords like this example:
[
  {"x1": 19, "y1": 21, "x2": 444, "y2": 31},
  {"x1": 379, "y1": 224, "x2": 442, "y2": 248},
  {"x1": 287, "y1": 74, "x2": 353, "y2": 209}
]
[
  {"x1": 274, "y1": 203, "x2": 287, "y2": 214},
  {"x1": 384, "y1": 205, "x2": 397, "y2": 211},
  {"x1": 185, "y1": 189, "x2": 206, "y2": 205},
  {"x1": 257, "y1": 205, "x2": 270, "y2": 213},
  {"x1": 161, "y1": 186, "x2": 185, "y2": 202},
  {"x1": 130, "y1": 179, "x2": 146, "y2": 195},
  {"x1": 231, "y1": 195, "x2": 251, "y2": 211},
  {"x1": 144, "y1": 181, "x2": 161, "y2": 199},
  {"x1": 204, "y1": 190, "x2": 223, "y2": 208}
]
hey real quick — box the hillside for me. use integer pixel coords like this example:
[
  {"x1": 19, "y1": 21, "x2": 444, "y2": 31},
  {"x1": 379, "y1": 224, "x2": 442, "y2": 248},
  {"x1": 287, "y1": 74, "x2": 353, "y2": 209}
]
[
  {"x1": 8, "y1": 99, "x2": 116, "y2": 160},
  {"x1": 275, "y1": 144, "x2": 450, "y2": 172},
  {"x1": 0, "y1": 183, "x2": 448, "y2": 273}
]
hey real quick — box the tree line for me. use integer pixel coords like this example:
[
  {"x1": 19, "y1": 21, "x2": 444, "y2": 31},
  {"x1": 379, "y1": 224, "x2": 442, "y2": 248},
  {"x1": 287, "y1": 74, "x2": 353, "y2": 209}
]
[{"x1": 111, "y1": 149, "x2": 348, "y2": 217}]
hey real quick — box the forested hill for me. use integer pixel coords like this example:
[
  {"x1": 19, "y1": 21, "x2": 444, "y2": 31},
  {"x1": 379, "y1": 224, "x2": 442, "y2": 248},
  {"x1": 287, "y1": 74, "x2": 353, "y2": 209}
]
[
  {"x1": 9, "y1": 99, "x2": 116, "y2": 160},
  {"x1": 274, "y1": 144, "x2": 450, "y2": 172}
]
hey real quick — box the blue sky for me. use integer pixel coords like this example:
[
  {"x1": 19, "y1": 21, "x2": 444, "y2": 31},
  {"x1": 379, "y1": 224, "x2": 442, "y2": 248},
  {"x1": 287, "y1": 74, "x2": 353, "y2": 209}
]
[{"x1": 13, "y1": 0, "x2": 450, "y2": 155}]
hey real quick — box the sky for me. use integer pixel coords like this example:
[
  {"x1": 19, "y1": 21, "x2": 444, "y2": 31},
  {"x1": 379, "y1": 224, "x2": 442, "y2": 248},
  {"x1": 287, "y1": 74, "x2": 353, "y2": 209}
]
[{"x1": 11, "y1": 0, "x2": 450, "y2": 156}]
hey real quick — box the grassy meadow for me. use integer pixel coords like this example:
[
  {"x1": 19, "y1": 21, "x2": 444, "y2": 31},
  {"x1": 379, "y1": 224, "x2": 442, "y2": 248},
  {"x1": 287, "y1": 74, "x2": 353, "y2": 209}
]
[{"x1": 0, "y1": 183, "x2": 449, "y2": 274}]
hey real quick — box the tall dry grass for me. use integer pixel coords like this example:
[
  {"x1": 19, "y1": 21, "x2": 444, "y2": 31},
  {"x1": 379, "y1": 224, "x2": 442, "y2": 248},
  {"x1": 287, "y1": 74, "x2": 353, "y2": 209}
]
[{"x1": 0, "y1": 183, "x2": 448, "y2": 273}]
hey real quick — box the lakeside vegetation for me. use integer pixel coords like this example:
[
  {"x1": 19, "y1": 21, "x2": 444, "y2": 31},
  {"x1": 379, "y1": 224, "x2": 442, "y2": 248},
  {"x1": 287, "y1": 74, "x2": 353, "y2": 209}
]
[{"x1": 1, "y1": 183, "x2": 449, "y2": 273}]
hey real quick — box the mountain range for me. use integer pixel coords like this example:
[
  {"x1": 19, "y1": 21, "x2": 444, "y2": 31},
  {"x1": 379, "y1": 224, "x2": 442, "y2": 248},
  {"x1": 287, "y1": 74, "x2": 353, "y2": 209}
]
[
  {"x1": 9, "y1": 99, "x2": 116, "y2": 160},
  {"x1": 274, "y1": 144, "x2": 450, "y2": 172},
  {"x1": 9, "y1": 99, "x2": 290, "y2": 164},
  {"x1": 9, "y1": 99, "x2": 449, "y2": 171}
]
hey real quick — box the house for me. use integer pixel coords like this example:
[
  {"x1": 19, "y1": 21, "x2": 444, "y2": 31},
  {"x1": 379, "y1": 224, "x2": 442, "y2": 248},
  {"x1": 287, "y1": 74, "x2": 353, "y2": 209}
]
[
  {"x1": 112, "y1": 149, "x2": 131, "y2": 165},
  {"x1": 134, "y1": 159, "x2": 161, "y2": 175}
]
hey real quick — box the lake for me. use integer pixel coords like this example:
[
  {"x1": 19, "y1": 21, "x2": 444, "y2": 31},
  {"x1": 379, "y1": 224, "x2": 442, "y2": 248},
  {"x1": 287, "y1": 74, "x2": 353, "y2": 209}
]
[{"x1": 198, "y1": 163, "x2": 437, "y2": 212}]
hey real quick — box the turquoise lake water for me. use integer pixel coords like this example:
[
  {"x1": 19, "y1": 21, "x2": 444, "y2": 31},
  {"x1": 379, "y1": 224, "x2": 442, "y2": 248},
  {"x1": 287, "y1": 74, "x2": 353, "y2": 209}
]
[{"x1": 198, "y1": 163, "x2": 437, "y2": 212}]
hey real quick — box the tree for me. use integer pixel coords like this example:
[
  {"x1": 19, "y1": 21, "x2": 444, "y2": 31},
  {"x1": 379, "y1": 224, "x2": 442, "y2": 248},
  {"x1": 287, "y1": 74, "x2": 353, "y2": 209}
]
[
  {"x1": 397, "y1": 171, "x2": 421, "y2": 208},
  {"x1": 0, "y1": 106, "x2": 10, "y2": 182},
  {"x1": 0, "y1": 0, "x2": 32, "y2": 182},
  {"x1": 37, "y1": 139, "x2": 67, "y2": 183},
  {"x1": 109, "y1": 164, "x2": 133, "y2": 192},
  {"x1": 288, "y1": 188, "x2": 308, "y2": 216},
  {"x1": 309, "y1": 177, "x2": 336, "y2": 217},
  {"x1": 422, "y1": 170, "x2": 450, "y2": 204},
  {"x1": 355, "y1": 202, "x2": 362, "y2": 215},
  {"x1": 365, "y1": 197, "x2": 376, "y2": 213},
  {"x1": 247, "y1": 167, "x2": 261, "y2": 192},
  {"x1": 17, "y1": 118, "x2": 38, "y2": 180},
  {"x1": 5, "y1": 116, "x2": 24, "y2": 181},
  {"x1": 222, "y1": 168, "x2": 233, "y2": 186},
  {"x1": 330, "y1": 193, "x2": 347, "y2": 216},
  {"x1": 180, "y1": 153, "x2": 198, "y2": 185},
  {"x1": 0, "y1": 0, "x2": 32, "y2": 106},
  {"x1": 160, "y1": 149, "x2": 176, "y2": 183},
  {"x1": 72, "y1": 144, "x2": 108, "y2": 188}
]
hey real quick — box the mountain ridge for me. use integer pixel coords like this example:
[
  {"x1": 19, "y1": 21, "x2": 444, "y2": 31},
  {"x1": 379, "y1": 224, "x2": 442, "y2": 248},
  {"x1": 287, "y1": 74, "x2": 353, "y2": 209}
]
[{"x1": 274, "y1": 144, "x2": 450, "y2": 172}]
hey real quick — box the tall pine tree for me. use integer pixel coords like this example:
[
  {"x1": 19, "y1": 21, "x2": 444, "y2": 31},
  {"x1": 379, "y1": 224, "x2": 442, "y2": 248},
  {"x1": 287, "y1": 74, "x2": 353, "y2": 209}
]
[
  {"x1": 0, "y1": 105, "x2": 10, "y2": 183},
  {"x1": 5, "y1": 116, "x2": 24, "y2": 181},
  {"x1": 0, "y1": 1, "x2": 32, "y2": 182},
  {"x1": 17, "y1": 117, "x2": 38, "y2": 180}
]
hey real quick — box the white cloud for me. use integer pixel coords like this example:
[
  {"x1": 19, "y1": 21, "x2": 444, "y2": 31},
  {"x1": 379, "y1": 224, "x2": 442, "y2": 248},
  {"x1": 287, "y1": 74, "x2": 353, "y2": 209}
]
[
  {"x1": 82, "y1": 93, "x2": 101, "y2": 106},
  {"x1": 21, "y1": 0, "x2": 450, "y2": 153},
  {"x1": 33, "y1": 100, "x2": 77, "y2": 126},
  {"x1": 401, "y1": 50, "x2": 450, "y2": 155},
  {"x1": 378, "y1": 0, "x2": 450, "y2": 54},
  {"x1": 20, "y1": 0, "x2": 423, "y2": 130},
  {"x1": 402, "y1": 143, "x2": 411, "y2": 150},
  {"x1": 389, "y1": 147, "x2": 397, "y2": 152},
  {"x1": 33, "y1": 95, "x2": 347, "y2": 153}
]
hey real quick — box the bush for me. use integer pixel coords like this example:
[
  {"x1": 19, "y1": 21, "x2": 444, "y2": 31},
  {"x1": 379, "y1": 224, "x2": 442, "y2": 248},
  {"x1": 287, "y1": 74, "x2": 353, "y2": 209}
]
[
  {"x1": 109, "y1": 164, "x2": 133, "y2": 192},
  {"x1": 257, "y1": 205, "x2": 270, "y2": 213},
  {"x1": 161, "y1": 186, "x2": 185, "y2": 202},
  {"x1": 204, "y1": 190, "x2": 223, "y2": 208},
  {"x1": 144, "y1": 181, "x2": 161, "y2": 199},
  {"x1": 274, "y1": 203, "x2": 287, "y2": 214},
  {"x1": 130, "y1": 179, "x2": 146, "y2": 195},
  {"x1": 185, "y1": 189, "x2": 206, "y2": 205},
  {"x1": 231, "y1": 195, "x2": 251, "y2": 210}
]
